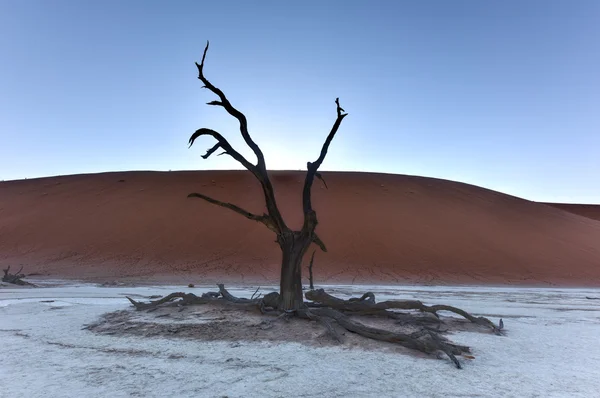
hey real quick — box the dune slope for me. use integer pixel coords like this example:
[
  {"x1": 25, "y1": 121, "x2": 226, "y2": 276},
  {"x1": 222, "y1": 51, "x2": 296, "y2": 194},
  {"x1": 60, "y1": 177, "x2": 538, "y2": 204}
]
[
  {"x1": 542, "y1": 203, "x2": 600, "y2": 222},
  {"x1": 1, "y1": 171, "x2": 599, "y2": 286}
]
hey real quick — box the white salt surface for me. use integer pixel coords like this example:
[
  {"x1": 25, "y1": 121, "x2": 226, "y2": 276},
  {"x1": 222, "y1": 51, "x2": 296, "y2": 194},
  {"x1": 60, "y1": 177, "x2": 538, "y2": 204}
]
[{"x1": 1, "y1": 281, "x2": 600, "y2": 397}]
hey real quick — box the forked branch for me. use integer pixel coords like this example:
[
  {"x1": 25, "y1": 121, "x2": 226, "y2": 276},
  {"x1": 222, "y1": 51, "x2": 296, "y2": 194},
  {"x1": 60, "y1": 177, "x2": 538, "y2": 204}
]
[
  {"x1": 189, "y1": 41, "x2": 287, "y2": 234},
  {"x1": 189, "y1": 42, "x2": 347, "y2": 240},
  {"x1": 188, "y1": 128, "x2": 255, "y2": 172},
  {"x1": 195, "y1": 41, "x2": 266, "y2": 170},
  {"x1": 312, "y1": 233, "x2": 327, "y2": 252},
  {"x1": 299, "y1": 98, "x2": 348, "y2": 253},
  {"x1": 302, "y1": 99, "x2": 348, "y2": 224}
]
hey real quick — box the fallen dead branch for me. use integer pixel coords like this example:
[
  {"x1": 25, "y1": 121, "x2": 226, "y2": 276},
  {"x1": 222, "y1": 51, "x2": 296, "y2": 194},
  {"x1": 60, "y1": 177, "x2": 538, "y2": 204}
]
[{"x1": 124, "y1": 284, "x2": 503, "y2": 369}]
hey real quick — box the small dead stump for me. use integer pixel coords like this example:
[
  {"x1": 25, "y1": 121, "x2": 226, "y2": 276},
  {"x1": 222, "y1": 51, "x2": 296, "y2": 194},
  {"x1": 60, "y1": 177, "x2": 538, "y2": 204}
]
[{"x1": 2, "y1": 266, "x2": 36, "y2": 287}]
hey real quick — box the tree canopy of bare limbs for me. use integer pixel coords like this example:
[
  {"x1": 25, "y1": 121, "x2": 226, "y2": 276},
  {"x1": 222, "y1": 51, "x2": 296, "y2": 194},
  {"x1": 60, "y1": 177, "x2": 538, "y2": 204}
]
[{"x1": 126, "y1": 42, "x2": 504, "y2": 368}]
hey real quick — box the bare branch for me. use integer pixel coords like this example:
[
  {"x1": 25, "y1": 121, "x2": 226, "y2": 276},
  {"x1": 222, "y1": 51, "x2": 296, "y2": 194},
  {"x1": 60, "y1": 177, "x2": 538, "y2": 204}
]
[
  {"x1": 311, "y1": 98, "x2": 348, "y2": 170},
  {"x1": 202, "y1": 143, "x2": 221, "y2": 159},
  {"x1": 308, "y1": 250, "x2": 316, "y2": 290},
  {"x1": 188, "y1": 128, "x2": 255, "y2": 171},
  {"x1": 315, "y1": 172, "x2": 328, "y2": 189},
  {"x1": 250, "y1": 286, "x2": 263, "y2": 301},
  {"x1": 192, "y1": 42, "x2": 288, "y2": 234},
  {"x1": 195, "y1": 41, "x2": 267, "y2": 170},
  {"x1": 301, "y1": 98, "x2": 348, "y2": 231},
  {"x1": 187, "y1": 192, "x2": 277, "y2": 233},
  {"x1": 312, "y1": 233, "x2": 327, "y2": 252}
]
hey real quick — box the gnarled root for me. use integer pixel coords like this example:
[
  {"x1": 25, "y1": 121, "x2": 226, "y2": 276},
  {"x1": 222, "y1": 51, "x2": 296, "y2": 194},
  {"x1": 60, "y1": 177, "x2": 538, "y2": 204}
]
[
  {"x1": 305, "y1": 289, "x2": 503, "y2": 335},
  {"x1": 299, "y1": 307, "x2": 469, "y2": 368},
  {"x1": 126, "y1": 292, "x2": 211, "y2": 311},
  {"x1": 126, "y1": 285, "x2": 279, "y2": 313},
  {"x1": 124, "y1": 284, "x2": 502, "y2": 368}
]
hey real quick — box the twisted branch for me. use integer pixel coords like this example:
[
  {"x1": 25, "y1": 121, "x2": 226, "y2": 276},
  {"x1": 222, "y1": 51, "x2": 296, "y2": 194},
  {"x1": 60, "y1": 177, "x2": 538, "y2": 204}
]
[
  {"x1": 189, "y1": 41, "x2": 287, "y2": 234},
  {"x1": 188, "y1": 128, "x2": 255, "y2": 172},
  {"x1": 187, "y1": 193, "x2": 278, "y2": 233},
  {"x1": 196, "y1": 41, "x2": 266, "y2": 170},
  {"x1": 299, "y1": 98, "x2": 348, "y2": 253},
  {"x1": 303, "y1": 98, "x2": 348, "y2": 218}
]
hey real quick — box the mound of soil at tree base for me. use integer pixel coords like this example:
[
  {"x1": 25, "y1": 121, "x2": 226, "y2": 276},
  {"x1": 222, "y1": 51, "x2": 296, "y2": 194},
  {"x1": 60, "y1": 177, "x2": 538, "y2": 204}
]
[{"x1": 1, "y1": 170, "x2": 599, "y2": 286}]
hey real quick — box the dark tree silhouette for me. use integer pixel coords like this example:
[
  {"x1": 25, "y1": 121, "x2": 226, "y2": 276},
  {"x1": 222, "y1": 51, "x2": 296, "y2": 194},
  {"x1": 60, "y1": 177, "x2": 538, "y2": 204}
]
[
  {"x1": 308, "y1": 250, "x2": 316, "y2": 290},
  {"x1": 187, "y1": 41, "x2": 344, "y2": 311},
  {"x1": 126, "y1": 42, "x2": 504, "y2": 369}
]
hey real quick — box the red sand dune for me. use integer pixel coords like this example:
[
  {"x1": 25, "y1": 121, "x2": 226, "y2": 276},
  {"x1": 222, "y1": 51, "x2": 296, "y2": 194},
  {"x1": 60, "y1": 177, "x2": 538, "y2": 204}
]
[
  {"x1": 1, "y1": 170, "x2": 599, "y2": 286},
  {"x1": 542, "y1": 203, "x2": 600, "y2": 222}
]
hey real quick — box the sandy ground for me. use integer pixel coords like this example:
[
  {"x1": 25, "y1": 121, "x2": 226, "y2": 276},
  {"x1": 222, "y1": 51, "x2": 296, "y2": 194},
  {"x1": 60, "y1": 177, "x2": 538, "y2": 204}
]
[
  {"x1": 2, "y1": 281, "x2": 600, "y2": 397},
  {"x1": 1, "y1": 171, "x2": 600, "y2": 286}
]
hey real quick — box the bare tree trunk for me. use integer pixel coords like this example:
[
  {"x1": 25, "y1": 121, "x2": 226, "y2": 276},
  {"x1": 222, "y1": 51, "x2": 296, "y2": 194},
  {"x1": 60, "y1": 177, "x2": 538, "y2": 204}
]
[{"x1": 278, "y1": 233, "x2": 311, "y2": 311}]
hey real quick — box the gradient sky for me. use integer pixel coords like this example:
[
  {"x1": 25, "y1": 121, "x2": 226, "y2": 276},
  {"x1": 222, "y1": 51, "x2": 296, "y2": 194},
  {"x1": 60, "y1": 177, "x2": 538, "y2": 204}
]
[{"x1": 1, "y1": 1, "x2": 598, "y2": 203}]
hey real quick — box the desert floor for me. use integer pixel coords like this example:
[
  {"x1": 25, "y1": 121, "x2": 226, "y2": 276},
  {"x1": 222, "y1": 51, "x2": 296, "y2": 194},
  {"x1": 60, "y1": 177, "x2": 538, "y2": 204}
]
[{"x1": 2, "y1": 280, "x2": 600, "y2": 398}]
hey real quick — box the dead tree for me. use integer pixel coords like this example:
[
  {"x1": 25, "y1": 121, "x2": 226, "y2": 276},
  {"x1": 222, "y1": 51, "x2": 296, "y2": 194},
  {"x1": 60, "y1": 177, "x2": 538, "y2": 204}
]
[
  {"x1": 2, "y1": 266, "x2": 36, "y2": 286},
  {"x1": 124, "y1": 42, "x2": 506, "y2": 369},
  {"x1": 188, "y1": 41, "x2": 345, "y2": 311}
]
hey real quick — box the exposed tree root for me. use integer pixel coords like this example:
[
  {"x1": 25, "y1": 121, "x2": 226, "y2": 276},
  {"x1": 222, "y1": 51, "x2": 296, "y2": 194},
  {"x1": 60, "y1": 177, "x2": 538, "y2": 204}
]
[
  {"x1": 303, "y1": 307, "x2": 468, "y2": 368},
  {"x1": 2, "y1": 266, "x2": 36, "y2": 287},
  {"x1": 124, "y1": 284, "x2": 503, "y2": 369},
  {"x1": 305, "y1": 289, "x2": 503, "y2": 335}
]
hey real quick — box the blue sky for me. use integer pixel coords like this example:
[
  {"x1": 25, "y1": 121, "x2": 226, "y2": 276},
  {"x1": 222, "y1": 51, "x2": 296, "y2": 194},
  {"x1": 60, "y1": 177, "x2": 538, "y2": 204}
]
[{"x1": 1, "y1": 0, "x2": 598, "y2": 203}]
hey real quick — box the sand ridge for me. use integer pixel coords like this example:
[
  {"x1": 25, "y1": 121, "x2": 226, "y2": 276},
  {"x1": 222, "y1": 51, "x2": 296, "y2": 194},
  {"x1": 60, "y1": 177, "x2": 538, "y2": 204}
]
[{"x1": 1, "y1": 170, "x2": 599, "y2": 286}]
